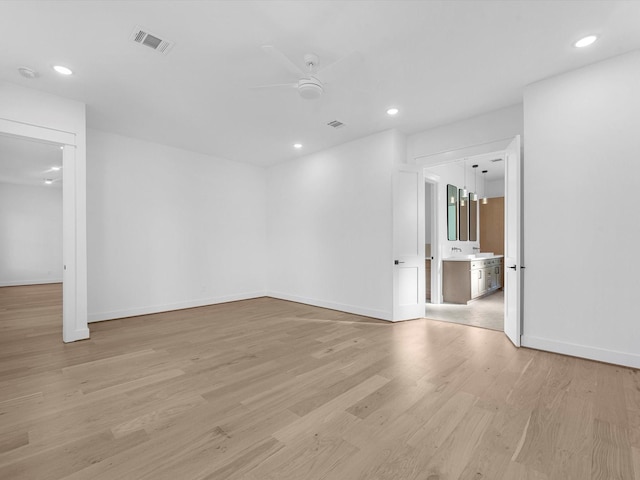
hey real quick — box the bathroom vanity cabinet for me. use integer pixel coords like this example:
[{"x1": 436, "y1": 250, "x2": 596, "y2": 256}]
[{"x1": 443, "y1": 257, "x2": 502, "y2": 304}]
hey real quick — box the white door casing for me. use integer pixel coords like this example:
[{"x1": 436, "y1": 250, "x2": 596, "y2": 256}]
[
  {"x1": 504, "y1": 135, "x2": 522, "y2": 347},
  {"x1": 393, "y1": 165, "x2": 425, "y2": 321},
  {"x1": 424, "y1": 172, "x2": 442, "y2": 304}
]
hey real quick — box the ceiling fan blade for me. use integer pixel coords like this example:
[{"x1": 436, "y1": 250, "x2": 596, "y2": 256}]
[
  {"x1": 250, "y1": 82, "x2": 298, "y2": 90},
  {"x1": 315, "y1": 51, "x2": 363, "y2": 82},
  {"x1": 261, "y1": 45, "x2": 305, "y2": 77}
]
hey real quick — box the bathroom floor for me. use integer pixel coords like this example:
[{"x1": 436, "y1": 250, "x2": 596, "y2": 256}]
[{"x1": 425, "y1": 290, "x2": 504, "y2": 331}]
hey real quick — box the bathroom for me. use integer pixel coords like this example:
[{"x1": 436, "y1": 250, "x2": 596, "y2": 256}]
[{"x1": 424, "y1": 151, "x2": 506, "y2": 331}]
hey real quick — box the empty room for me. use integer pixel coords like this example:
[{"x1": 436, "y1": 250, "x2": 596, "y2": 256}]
[{"x1": 1, "y1": 1, "x2": 639, "y2": 479}]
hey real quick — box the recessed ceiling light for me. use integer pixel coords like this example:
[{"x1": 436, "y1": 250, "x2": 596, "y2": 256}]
[
  {"x1": 387, "y1": 108, "x2": 399, "y2": 116},
  {"x1": 293, "y1": 143, "x2": 303, "y2": 149},
  {"x1": 53, "y1": 65, "x2": 73, "y2": 75},
  {"x1": 44, "y1": 179, "x2": 54, "y2": 185},
  {"x1": 51, "y1": 166, "x2": 61, "y2": 171},
  {"x1": 574, "y1": 35, "x2": 597, "y2": 48}
]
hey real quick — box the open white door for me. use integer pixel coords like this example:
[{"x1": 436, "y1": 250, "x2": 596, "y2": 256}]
[
  {"x1": 504, "y1": 136, "x2": 522, "y2": 346},
  {"x1": 393, "y1": 165, "x2": 425, "y2": 321}
]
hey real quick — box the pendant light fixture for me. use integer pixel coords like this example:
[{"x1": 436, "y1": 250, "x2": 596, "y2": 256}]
[
  {"x1": 471, "y1": 164, "x2": 479, "y2": 201},
  {"x1": 481, "y1": 170, "x2": 489, "y2": 205}
]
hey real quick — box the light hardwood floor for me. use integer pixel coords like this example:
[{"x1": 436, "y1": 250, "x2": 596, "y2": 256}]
[{"x1": 1, "y1": 284, "x2": 638, "y2": 479}]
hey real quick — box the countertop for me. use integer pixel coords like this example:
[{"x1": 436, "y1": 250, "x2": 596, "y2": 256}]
[{"x1": 443, "y1": 254, "x2": 504, "y2": 262}]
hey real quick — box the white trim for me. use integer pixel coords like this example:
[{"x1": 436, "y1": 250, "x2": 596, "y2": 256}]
[
  {"x1": 0, "y1": 118, "x2": 75, "y2": 145},
  {"x1": 65, "y1": 327, "x2": 90, "y2": 342},
  {"x1": 522, "y1": 335, "x2": 640, "y2": 370},
  {"x1": 0, "y1": 279, "x2": 63, "y2": 287},
  {"x1": 88, "y1": 291, "x2": 267, "y2": 323},
  {"x1": 424, "y1": 172, "x2": 442, "y2": 304},
  {"x1": 414, "y1": 138, "x2": 513, "y2": 164},
  {"x1": 267, "y1": 291, "x2": 393, "y2": 322},
  {"x1": 61, "y1": 144, "x2": 89, "y2": 343}
]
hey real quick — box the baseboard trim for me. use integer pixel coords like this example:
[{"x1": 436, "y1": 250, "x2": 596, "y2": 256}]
[
  {"x1": 0, "y1": 279, "x2": 63, "y2": 287},
  {"x1": 88, "y1": 291, "x2": 267, "y2": 323},
  {"x1": 266, "y1": 291, "x2": 392, "y2": 321},
  {"x1": 521, "y1": 335, "x2": 640, "y2": 370}
]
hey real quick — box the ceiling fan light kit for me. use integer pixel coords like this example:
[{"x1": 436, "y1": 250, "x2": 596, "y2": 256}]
[{"x1": 298, "y1": 77, "x2": 323, "y2": 99}]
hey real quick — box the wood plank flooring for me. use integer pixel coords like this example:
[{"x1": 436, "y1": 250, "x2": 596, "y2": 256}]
[{"x1": 1, "y1": 284, "x2": 638, "y2": 479}]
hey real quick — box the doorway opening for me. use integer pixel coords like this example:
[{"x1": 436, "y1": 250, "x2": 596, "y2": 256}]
[
  {"x1": 423, "y1": 150, "x2": 505, "y2": 331},
  {"x1": 415, "y1": 135, "x2": 521, "y2": 346},
  {"x1": 0, "y1": 134, "x2": 64, "y2": 333},
  {"x1": 0, "y1": 119, "x2": 88, "y2": 343}
]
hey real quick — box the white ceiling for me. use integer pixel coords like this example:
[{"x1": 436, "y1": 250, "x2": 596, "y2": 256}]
[
  {"x1": 1, "y1": 1, "x2": 639, "y2": 167},
  {"x1": 0, "y1": 135, "x2": 63, "y2": 188}
]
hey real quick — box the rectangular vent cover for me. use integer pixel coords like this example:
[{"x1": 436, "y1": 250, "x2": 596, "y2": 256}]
[
  {"x1": 130, "y1": 26, "x2": 174, "y2": 55},
  {"x1": 327, "y1": 120, "x2": 345, "y2": 129}
]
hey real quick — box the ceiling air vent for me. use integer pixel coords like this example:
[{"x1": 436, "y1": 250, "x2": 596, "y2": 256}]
[
  {"x1": 327, "y1": 120, "x2": 345, "y2": 129},
  {"x1": 130, "y1": 26, "x2": 174, "y2": 55}
]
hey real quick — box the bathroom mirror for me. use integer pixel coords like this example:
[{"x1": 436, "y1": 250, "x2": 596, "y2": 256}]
[
  {"x1": 459, "y1": 188, "x2": 469, "y2": 241},
  {"x1": 469, "y1": 195, "x2": 478, "y2": 241},
  {"x1": 447, "y1": 184, "x2": 457, "y2": 241}
]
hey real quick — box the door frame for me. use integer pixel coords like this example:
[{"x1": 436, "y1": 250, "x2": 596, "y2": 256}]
[
  {"x1": 0, "y1": 119, "x2": 89, "y2": 343},
  {"x1": 414, "y1": 136, "x2": 522, "y2": 344},
  {"x1": 424, "y1": 172, "x2": 442, "y2": 304}
]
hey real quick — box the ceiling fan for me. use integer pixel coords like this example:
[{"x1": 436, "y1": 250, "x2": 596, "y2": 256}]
[{"x1": 252, "y1": 45, "x2": 347, "y2": 100}]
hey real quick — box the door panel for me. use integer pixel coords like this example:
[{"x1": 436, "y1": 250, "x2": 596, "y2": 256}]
[
  {"x1": 393, "y1": 166, "x2": 425, "y2": 320},
  {"x1": 504, "y1": 136, "x2": 522, "y2": 347}
]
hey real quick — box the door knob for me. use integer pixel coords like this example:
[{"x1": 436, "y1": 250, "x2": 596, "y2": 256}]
[
  {"x1": 508, "y1": 265, "x2": 517, "y2": 270},
  {"x1": 394, "y1": 260, "x2": 405, "y2": 265}
]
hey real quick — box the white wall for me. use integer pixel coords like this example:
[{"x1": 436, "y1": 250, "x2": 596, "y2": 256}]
[
  {"x1": 523, "y1": 50, "x2": 640, "y2": 368},
  {"x1": 267, "y1": 130, "x2": 396, "y2": 320},
  {"x1": 485, "y1": 178, "x2": 505, "y2": 198},
  {"x1": 407, "y1": 103, "x2": 523, "y2": 164},
  {"x1": 86, "y1": 129, "x2": 267, "y2": 322},
  {"x1": 0, "y1": 183, "x2": 62, "y2": 286}
]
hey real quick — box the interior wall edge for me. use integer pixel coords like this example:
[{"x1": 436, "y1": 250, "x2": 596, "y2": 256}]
[
  {"x1": 88, "y1": 290, "x2": 267, "y2": 323},
  {"x1": 266, "y1": 291, "x2": 393, "y2": 322},
  {"x1": 0, "y1": 279, "x2": 63, "y2": 287},
  {"x1": 521, "y1": 335, "x2": 640, "y2": 370}
]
